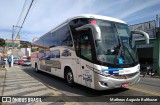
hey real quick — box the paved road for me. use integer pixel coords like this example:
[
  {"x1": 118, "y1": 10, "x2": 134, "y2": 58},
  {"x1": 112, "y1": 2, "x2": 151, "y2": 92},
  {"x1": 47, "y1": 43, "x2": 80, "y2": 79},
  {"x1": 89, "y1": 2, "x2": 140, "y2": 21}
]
[
  {"x1": 1, "y1": 66, "x2": 80, "y2": 105},
  {"x1": 19, "y1": 66, "x2": 160, "y2": 105}
]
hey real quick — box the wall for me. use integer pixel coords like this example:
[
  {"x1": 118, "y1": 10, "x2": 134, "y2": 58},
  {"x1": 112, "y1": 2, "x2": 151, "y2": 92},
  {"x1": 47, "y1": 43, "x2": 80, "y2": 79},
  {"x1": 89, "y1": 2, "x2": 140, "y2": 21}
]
[{"x1": 136, "y1": 37, "x2": 160, "y2": 75}]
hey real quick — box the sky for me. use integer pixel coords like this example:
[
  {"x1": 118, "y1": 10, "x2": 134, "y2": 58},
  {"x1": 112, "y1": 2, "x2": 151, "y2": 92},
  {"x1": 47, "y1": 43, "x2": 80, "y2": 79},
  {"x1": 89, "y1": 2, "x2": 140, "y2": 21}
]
[{"x1": 0, "y1": 0, "x2": 160, "y2": 42}]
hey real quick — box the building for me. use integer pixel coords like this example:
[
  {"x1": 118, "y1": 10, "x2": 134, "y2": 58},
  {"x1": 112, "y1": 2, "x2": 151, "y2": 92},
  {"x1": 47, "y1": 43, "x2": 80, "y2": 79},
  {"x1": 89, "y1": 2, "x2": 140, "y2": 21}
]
[
  {"x1": 5, "y1": 39, "x2": 20, "y2": 48},
  {"x1": 130, "y1": 20, "x2": 160, "y2": 75},
  {"x1": 5, "y1": 40, "x2": 31, "y2": 58}
]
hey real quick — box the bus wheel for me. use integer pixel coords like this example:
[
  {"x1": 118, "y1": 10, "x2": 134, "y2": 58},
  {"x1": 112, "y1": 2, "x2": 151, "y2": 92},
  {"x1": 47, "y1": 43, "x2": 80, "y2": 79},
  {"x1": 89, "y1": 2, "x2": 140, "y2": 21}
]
[
  {"x1": 35, "y1": 64, "x2": 39, "y2": 73},
  {"x1": 65, "y1": 69, "x2": 74, "y2": 86}
]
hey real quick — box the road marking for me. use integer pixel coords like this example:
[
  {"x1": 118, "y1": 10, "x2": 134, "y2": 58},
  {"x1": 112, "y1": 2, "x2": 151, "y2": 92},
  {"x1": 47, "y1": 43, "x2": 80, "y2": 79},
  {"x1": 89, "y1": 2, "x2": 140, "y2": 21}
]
[
  {"x1": 47, "y1": 85, "x2": 63, "y2": 96},
  {"x1": 128, "y1": 86, "x2": 160, "y2": 96}
]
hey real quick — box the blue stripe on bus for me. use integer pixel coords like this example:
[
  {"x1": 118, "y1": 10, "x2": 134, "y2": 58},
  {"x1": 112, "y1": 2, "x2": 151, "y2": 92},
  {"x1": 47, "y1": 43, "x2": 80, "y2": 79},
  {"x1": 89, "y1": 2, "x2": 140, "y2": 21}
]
[
  {"x1": 102, "y1": 68, "x2": 123, "y2": 75},
  {"x1": 102, "y1": 68, "x2": 123, "y2": 72},
  {"x1": 109, "y1": 70, "x2": 119, "y2": 75}
]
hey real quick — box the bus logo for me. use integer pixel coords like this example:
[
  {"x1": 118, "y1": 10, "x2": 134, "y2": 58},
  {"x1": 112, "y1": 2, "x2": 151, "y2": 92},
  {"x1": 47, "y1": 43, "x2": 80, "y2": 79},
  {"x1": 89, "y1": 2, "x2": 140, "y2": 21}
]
[{"x1": 61, "y1": 49, "x2": 71, "y2": 57}]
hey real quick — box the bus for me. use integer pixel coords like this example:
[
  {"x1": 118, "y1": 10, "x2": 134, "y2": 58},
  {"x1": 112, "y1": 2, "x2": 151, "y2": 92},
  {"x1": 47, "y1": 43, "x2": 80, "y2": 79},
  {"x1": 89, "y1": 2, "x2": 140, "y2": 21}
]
[{"x1": 31, "y1": 14, "x2": 149, "y2": 90}]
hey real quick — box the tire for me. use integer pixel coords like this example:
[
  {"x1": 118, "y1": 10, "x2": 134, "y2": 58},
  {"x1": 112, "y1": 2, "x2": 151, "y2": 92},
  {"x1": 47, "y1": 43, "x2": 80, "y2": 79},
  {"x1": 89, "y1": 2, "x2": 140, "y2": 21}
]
[
  {"x1": 65, "y1": 69, "x2": 75, "y2": 86},
  {"x1": 35, "y1": 64, "x2": 39, "y2": 73}
]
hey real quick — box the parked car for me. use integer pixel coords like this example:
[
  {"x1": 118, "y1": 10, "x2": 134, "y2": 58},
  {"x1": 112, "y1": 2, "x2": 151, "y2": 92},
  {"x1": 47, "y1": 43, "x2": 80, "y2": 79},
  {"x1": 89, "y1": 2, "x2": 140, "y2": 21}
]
[
  {"x1": 22, "y1": 56, "x2": 27, "y2": 61},
  {"x1": 22, "y1": 60, "x2": 31, "y2": 66},
  {"x1": 13, "y1": 57, "x2": 20, "y2": 63},
  {"x1": 14, "y1": 60, "x2": 18, "y2": 64},
  {"x1": 18, "y1": 60, "x2": 23, "y2": 65}
]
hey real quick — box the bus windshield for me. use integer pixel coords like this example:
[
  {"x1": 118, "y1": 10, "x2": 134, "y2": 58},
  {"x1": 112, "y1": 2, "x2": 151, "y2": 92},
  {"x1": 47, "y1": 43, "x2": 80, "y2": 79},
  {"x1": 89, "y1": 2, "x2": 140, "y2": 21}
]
[{"x1": 95, "y1": 20, "x2": 138, "y2": 66}]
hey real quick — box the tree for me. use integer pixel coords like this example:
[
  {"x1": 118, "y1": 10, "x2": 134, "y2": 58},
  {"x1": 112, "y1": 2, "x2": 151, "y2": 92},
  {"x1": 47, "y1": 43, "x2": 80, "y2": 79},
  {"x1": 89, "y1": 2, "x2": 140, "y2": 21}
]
[
  {"x1": 20, "y1": 41, "x2": 31, "y2": 48},
  {"x1": 0, "y1": 38, "x2": 5, "y2": 47}
]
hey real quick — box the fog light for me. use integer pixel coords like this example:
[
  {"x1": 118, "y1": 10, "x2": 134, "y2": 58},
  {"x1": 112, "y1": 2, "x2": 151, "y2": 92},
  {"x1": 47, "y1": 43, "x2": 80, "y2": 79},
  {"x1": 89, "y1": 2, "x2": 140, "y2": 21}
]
[{"x1": 99, "y1": 81, "x2": 108, "y2": 86}]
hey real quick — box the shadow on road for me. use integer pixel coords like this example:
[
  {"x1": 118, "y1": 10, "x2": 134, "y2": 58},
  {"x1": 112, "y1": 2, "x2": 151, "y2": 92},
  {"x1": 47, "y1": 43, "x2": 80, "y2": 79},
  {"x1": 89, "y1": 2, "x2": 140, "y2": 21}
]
[{"x1": 21, "y1": 66, "x2": 129, "y2": 97}]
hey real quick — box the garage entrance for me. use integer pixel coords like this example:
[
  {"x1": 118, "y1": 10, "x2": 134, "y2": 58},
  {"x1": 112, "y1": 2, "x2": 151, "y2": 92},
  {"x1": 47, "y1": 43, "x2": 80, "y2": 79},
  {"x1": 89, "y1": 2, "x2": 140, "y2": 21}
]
[
  {"x1": 136, "y1": 44, "x2": 153, "y2": 71},
  {"x1": 137, "y1": 47, "x2": 153, "y2": 64}
]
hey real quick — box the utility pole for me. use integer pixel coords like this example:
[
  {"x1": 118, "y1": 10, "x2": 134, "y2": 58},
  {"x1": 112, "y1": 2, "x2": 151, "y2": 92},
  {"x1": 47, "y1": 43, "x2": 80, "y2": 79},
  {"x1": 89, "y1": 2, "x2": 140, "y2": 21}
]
[
  {"x1": 11, "y1": 25, "x2": 22, "y2": 66},
  {"x1": 156, "y1": 14, "x2": 159, "y2": 27}
]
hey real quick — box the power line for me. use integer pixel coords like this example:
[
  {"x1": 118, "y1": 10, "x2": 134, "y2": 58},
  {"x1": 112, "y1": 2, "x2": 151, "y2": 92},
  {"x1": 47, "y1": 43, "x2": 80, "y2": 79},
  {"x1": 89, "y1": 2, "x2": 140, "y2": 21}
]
[
  {"x1": 30, "y1": 0, "x2": 38, "y2": 12},
  {"x1": 16, "y1": 0, "x2": 28, "y2": 27},
  {"x1": 16, "y1": 0, "x2": 35, "y2": 39},
  {"x1": 13, "y1": 0, "x2": 28, "y2": 37}
]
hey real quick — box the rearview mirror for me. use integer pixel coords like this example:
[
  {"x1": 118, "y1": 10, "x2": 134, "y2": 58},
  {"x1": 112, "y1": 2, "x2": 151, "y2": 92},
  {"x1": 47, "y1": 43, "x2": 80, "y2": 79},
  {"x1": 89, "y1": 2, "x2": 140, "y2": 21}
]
[
  {"x1": 76, "y1": 24, "x2": 101, "y2": 41},
  {"x1": 131, "y1": 30, "x2": 149, "y2": 44}
]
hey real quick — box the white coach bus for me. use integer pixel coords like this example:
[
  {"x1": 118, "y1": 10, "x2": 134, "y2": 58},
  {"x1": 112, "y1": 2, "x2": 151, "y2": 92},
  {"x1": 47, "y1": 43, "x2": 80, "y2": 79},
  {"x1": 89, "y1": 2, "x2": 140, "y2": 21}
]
[{"x1": 31, "y1": 14, "x2": 149, "y2": 90}]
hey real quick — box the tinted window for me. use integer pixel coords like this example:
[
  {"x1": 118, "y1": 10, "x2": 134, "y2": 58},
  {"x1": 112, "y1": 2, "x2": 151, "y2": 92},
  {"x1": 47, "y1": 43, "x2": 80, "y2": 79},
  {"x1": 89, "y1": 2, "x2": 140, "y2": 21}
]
[
  {"x1": 69, "y1": 18, "x2": 90, "y2": 29},
  {"x1": 69, "y1": 18, "x2": 90, "y2": 49},
  {"x1": 79, "y1": 30, "x2": 93, "y2": 61},
  {"x1": 61, "y1": 26, "x2": 73, "y2": 46},
  {"x1": 50, "y1": 25, "x2": 73, "y2": 47},
  {"x1": 33, "y1": 25, "x2": 73, "y2": 47}
]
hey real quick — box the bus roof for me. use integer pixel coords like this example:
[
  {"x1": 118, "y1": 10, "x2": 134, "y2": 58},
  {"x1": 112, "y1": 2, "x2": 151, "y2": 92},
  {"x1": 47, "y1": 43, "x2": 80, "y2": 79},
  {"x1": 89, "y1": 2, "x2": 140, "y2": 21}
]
[
  {"x1": 33, "y1": 14, "x2": 127, "y2": 44},
  {"x1": 68, "y1": 14, "x2": 127, "y2": 24},
  {"x1": 49, "y1": 14, "x2": 127, "y2": 34}
]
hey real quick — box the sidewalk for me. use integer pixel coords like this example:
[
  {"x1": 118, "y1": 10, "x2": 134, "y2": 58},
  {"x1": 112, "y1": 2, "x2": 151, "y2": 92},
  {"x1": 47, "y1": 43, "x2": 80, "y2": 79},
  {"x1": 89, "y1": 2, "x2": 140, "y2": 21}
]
[
  {"x1": 0, "y1": 66, "x2": 79, "y2": 105},
  {"x1": 0, "y1": 67, "x2": 6, "y2": 96},
  {"x1": 140, "y1": 72, "x2": 160, "y2": 78}
]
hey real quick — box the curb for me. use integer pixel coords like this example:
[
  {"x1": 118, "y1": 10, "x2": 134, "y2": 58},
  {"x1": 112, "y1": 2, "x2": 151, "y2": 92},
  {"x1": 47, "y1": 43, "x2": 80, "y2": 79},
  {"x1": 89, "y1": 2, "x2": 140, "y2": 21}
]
[{"x1": 140, "y1": 74, "x2": 160, "y2": 78}]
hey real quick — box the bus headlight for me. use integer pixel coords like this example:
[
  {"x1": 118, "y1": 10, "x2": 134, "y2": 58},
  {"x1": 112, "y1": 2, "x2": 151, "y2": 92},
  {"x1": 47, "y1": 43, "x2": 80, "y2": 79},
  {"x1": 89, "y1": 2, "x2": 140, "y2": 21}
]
[
  {"x1": 102, "y1": 71, "x2": 110, "y2": 76},
  {"x1": 93, "y1": 69, "x2": 110, "y2": 77}
]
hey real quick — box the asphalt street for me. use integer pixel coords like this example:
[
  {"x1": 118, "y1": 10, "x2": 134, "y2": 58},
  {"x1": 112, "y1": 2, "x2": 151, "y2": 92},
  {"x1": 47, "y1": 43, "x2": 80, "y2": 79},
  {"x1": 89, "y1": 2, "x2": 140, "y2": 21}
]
[
  {"x1": 1, "y1": 65, "x2": 159, "y2": 105},
  {"x1": 18, "y1": 65, "x2": 160, "y2": 105}
]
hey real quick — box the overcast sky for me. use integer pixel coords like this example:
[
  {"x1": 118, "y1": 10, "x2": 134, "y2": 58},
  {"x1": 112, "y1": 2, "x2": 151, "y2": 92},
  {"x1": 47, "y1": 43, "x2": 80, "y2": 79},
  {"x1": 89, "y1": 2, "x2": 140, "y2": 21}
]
[{"x1": 0, "y1": 0, "x2": 160, "y2": 42}]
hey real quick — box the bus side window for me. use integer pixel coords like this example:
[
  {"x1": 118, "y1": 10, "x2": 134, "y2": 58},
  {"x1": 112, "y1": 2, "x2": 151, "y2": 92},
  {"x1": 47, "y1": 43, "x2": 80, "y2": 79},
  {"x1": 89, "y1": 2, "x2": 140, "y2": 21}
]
[
  {"x1": 80, "y1": 44, "x2": 92, "y2": 61},
  {"x1": 79, "y1": 30, "x2": 93, "y2": 61}
]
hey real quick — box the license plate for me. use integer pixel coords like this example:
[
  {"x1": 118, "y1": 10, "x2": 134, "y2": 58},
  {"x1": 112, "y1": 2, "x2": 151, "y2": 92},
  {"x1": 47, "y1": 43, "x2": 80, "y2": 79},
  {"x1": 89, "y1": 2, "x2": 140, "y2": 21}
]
[{"x1": 121, "y1": 83, "x2": 129, "y2": 87}]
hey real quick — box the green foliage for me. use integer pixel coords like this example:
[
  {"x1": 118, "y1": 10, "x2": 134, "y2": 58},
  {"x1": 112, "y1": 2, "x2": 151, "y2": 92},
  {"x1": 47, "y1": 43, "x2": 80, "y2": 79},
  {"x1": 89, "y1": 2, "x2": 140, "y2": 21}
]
[
  {"x1": 0, "y1": 38, "x2": 5, "y2": 47},
  {"x1": 20, "y1": 42, "x2": 31, "y2": 48}
]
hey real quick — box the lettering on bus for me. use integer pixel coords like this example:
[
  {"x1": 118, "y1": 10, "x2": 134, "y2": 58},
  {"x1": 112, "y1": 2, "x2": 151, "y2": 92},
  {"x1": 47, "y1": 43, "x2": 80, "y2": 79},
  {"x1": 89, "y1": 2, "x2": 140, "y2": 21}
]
[
  {"x1": 61, "y1": 49, "x2": 71, "y2": 57},
  {"x1": 51, "y1": 50, "x2": 60, "y2": 58},
  {"x1": 83, "y1": 74, "x2": 92, "y2": 87},
  {"x1": 83, "y1": 70, "x2": 92, "y2": 87}
]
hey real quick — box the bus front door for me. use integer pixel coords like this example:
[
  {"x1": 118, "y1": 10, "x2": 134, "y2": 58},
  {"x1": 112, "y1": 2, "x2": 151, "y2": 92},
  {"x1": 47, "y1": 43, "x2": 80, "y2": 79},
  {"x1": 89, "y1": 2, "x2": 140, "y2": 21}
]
[{"x1": 77, "y1": 29, "x2": 95, "y2": 88}]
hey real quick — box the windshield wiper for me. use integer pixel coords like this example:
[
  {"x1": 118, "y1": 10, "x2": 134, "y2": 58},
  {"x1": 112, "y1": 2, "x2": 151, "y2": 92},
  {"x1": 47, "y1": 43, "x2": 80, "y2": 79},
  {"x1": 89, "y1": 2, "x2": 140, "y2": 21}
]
[{"x1": 123, "y1": 45, "x2": 135, "y2": 63}]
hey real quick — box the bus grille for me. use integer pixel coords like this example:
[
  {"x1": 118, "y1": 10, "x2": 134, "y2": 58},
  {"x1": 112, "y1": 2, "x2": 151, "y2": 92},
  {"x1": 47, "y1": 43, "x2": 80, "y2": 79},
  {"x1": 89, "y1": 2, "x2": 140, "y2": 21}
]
[{"x1": 110, "y1": 72, "x2": 139, "y2": 79}]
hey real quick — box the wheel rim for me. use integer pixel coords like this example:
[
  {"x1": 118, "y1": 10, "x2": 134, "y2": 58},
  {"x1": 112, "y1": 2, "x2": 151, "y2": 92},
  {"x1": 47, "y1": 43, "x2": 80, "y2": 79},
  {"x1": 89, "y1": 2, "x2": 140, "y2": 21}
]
[{"x1": 67, "y1": 72, "x2": 73, "y2": 83}]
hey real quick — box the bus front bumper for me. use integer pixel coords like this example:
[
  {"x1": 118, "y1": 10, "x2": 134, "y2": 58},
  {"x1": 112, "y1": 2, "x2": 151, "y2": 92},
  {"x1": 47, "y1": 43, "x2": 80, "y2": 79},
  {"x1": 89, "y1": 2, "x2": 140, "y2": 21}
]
[{"x1": 94, "y1": 72, "x2": 140, "y2": 90}]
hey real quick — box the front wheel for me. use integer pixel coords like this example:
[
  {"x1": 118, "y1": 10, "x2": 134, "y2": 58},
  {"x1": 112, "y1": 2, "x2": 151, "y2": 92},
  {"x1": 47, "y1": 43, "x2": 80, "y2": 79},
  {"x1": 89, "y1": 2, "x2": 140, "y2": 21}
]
[{"x1": 65, "y1": 70, "x2": 75, "y2": 86}]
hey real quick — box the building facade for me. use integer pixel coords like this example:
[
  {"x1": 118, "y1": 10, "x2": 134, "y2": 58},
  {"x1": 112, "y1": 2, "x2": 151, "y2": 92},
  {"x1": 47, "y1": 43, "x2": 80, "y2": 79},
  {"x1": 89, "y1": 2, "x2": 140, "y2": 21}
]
[{"x1": 130, "y1": 21, "x2": 160, "y2": 75}]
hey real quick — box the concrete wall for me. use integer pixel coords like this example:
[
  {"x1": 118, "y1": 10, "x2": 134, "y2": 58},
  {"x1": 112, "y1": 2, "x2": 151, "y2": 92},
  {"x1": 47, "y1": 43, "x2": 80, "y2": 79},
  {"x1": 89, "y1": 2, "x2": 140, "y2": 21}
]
[
  {"x1": 7, "y1": 48, "x2": 31, "y2": 57},
  {"x1": 19, "y1": 48, "x2": 31, "y2": 57}
]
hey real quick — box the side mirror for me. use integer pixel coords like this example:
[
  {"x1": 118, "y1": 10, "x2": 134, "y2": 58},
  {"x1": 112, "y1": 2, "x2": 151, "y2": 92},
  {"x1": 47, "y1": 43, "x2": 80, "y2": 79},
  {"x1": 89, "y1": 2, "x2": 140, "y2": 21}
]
[
  {"x1": 131, "y1": 30, "x2": 149, "y2": 44},
  {"x1": 76, "y1": 24, "x2": 101, "y2": 41}
]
